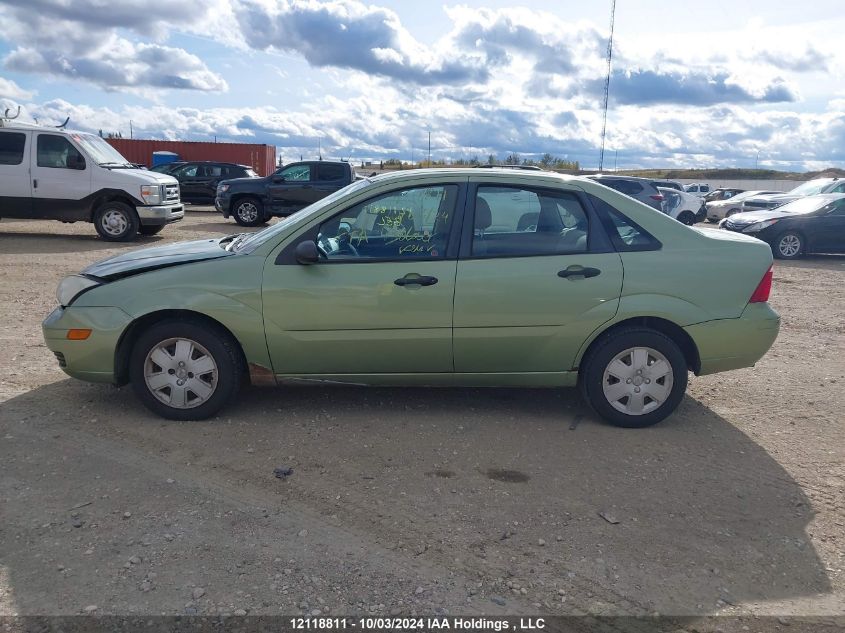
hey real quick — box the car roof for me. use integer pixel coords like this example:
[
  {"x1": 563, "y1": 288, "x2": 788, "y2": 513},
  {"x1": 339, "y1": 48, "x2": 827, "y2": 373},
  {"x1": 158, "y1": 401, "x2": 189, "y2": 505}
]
[{"x1": 367, "y1": 167, "x2": 580, "y2": 186}]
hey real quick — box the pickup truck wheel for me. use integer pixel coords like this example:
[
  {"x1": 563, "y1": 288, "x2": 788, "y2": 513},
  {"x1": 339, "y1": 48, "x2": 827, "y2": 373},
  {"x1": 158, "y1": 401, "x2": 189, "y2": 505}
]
[
  {"x1": 94, "y1": 201, "x2": 139, "y2": 241},
  {"x1": 580, "y1": 327, "x2": 688, "y2": 428},
  {"x1": 139, "y1": 225, "x2": 165, "y2": 236},
  {"x1": 233, "y1": 198, "x2": 266, "y2": 227}
]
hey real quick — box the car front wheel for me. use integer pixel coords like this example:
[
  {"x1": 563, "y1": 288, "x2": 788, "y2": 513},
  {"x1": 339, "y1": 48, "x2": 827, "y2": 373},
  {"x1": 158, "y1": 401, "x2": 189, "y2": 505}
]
[
  {"x1": 129, "y1": 319, "x2": 243, "y2": 420},
  {"x1": 773, "y1": 231, "x2": 803, "y2": 259},
  {"x1": 580, "y1": 327, "x2": 688, "y2": 428},
  {"x1": 233, "y1": 197, "x2": 266, "y2": 227},
  {"x1": 94, "y1": 202, "x2": 139, "y2": 241}
]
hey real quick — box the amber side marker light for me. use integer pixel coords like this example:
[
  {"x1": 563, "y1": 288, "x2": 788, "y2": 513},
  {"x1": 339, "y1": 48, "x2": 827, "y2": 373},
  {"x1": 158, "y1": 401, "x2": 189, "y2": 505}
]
[{"x1": 66, "y1": 329, "x2": 92, "y2": 340}]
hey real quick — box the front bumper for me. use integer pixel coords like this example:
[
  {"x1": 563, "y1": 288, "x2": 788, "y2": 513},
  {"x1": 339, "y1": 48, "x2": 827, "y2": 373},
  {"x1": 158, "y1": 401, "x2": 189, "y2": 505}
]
[
  {"x1": 42, "y1": 305, "x2": 133, "y2": 383},
  {"x1": 684, "y1": 302, "x2": 780, "y2": 375},
  {"x1": 137, "y1": 204, "x2": 184, "y2": 226},
  {"x1": 214, "y1": 195, "x2": 231, "y2": 217}
]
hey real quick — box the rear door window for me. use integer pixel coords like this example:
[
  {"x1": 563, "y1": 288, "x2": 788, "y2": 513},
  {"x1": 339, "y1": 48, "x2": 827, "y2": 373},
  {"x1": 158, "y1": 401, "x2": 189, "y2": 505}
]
[
  {"x1": 471, "y1": 186, "x2": 589, "y2": 257},
  {"x1": 319, "y1": 163, "x2": 347, "y2": 181},
  {"x1": 0, "y1": 131, "x2": 26, "y2": 165}
]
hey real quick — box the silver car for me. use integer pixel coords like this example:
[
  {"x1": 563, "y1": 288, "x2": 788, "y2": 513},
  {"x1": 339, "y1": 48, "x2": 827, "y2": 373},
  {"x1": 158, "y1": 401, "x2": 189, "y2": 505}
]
[
  {"x1": 706, "y1": 190, "x2": 779, "y2": 222},
  {"x1": 741, "y1": 178, "x2": 845, "y2": 212}
]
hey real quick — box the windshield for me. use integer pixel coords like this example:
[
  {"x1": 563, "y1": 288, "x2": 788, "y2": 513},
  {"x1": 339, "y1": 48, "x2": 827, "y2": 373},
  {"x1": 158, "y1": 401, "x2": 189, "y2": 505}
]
[
  {"x1": 71, "y1": 133, "x2": 132, "y2": 165},
  {"x1": 788, "y1": 179, "x2": 832, "y2": 196},
  {"x1": 774, "y1": 196, "x2": 836, "y2": 214},
  {"x1": 237, "y1": 178, "x2": 374, "y2": 252}
]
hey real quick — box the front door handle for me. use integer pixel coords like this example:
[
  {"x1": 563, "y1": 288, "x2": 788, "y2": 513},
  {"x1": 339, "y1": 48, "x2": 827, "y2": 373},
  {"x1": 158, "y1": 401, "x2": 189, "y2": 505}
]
[
  {"x1": 394, "y1": 274, "x2": 438, "y2": 287},
  {"x1": 558, "y1": 266, "x2": 601, "y2": 279}
]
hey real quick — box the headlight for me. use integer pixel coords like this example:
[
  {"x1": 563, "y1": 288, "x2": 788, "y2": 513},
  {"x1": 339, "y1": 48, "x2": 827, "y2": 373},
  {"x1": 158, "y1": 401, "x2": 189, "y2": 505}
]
[
  {"x1": 742, "y1": 219, "x2": 779, "y2": 233},
  {"x1": 57, "y1": 275, "x2": 101, "y2": 306},
  {"x1": 140, "y1": 184, "x2": 162, "y2": 205},
  {"x1": 217, "y1": 183, "x2": 230, "y2": 193}
]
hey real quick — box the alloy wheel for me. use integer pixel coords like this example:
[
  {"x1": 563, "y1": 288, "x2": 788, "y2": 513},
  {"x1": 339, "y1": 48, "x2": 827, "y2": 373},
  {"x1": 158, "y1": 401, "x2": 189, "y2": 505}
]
[
  {"x1": 237, "y1": 202, "x2": 258, "y2": 223},
  {"x1": 778, "y1": 234, "x2": 801, "y2": 258}
]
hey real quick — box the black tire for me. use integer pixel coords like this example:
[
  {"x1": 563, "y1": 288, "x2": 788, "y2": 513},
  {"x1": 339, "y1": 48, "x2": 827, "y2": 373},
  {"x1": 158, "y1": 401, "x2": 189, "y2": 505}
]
[
  {"x1": 579, "y1": 327, "x2": 688, "y2": 428},
  {"x1": 129, "y1": 319, "x2": 243, "y2": 421},
  {"x1": 678, "y1": 211, "x2": 696, "y2": 226},
  {"x1": 93, "y1": 201, "x2": 139, "y2": 241},
  {"x1": 772, "y1": 230, "x2": 803, "y2": 260},
  {"x1": 139, "y1": 225, "x2": 165, "y2": 236},
  {"x1": 232, "y1": 197, "x2": 266, "y2": 227}
]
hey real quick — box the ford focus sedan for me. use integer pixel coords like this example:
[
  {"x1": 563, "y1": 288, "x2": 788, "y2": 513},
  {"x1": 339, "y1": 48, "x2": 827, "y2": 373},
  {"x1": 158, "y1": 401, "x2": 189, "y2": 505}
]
[{"x1": 43, "y1": 170, "x2": 780, "y2": 428}]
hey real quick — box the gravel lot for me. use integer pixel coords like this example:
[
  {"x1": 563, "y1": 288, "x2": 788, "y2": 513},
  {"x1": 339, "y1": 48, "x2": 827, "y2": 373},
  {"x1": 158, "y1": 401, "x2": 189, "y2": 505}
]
[{"x1": 1, "y1": 209, "x2": 843, "y2": 620}]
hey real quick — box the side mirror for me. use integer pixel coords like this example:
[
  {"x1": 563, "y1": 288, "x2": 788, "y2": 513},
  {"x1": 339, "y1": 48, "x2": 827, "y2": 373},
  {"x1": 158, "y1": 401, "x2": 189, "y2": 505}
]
[
  {"x1": 272, "y1": 175, "x2": 285, "y2": 183},
  {"x1": 294, "y1": 240, "x2": 320, "y2": 265}
]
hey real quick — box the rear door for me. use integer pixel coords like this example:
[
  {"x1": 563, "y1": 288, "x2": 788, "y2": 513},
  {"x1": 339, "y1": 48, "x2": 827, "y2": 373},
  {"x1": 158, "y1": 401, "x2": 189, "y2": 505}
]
[
  {"x1": 316, "y1": 163, "x2": 350, "y2": 200},
  {"x1": 30, "y1": 132, "x2": 92, "y2": 220},
  {"x1": 809, "y1": 201, "x2": 845, "y2": 253},
  {"x1": 453, "y1": 183, "x2": 623, "y2": 374},
  {"x1": 0, "y1": 129, "x2": 32, "y2": 218}
]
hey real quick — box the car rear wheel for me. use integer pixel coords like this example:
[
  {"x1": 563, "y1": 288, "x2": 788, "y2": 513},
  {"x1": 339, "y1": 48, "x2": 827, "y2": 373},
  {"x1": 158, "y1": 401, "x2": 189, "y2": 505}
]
[
  {"x1": 580, "y1": 327, "x2": 688, "y2": 428},
  {"x1": 129, "y1": 319, "x2": 243, "y2": 420},
  {"x1": 773, "y1": 231, "x2": 803, "y2": 259},
  {"x1": 233, "y1": 197, "x2": 266, "y2": 227},
  {"x1": 677, "y1": 211, "x2": 696, "y2": 226},
  {"x1": 94, "y1": 201, "x2": 139, "y2": 241}
]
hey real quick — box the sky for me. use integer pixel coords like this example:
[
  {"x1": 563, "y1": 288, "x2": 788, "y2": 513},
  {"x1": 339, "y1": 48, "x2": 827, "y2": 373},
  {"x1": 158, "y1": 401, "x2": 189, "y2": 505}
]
[{"x1": 0, "y1": 0, "x2": 843, "y2": 170}]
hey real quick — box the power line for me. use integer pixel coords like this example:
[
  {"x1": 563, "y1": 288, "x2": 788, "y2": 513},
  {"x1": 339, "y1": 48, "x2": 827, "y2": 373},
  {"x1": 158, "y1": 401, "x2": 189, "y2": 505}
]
[{"x1": 598, "y1": 0, "x2": 617, "y2": 172}]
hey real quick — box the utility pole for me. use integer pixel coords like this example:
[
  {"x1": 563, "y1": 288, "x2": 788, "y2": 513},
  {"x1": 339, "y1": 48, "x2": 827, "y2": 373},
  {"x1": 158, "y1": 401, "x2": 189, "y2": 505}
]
[
  {"x1": 318, "y1": 138, "x2": 322, "y2": 160},
  {"x1": 614, "y1": 150, "x2": 618, "y2": 172},
  {"x1": 598, "y1": 0, "x2": 617, "y2": 172},
  {"x1": 428, "y1": 129, "x2": 431, "y2": 167},
  {"x1": 129, "y1": 120, "x2": 133, "y2": 139},
  {"x1": 755, "y1": 150, "x2": 759, "y2": 170}
]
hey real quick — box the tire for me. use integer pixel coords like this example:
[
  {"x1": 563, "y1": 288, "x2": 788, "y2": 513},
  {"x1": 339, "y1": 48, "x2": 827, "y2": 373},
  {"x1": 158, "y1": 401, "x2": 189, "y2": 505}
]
[
  {"x1": 94, "y1": 201, "x2": 140, "y2": 241},
  {"x1": 772, "y1": 231, "x2": 803, "y2": 260},
  {"x1": 579, "y1": 327, "x2": 688, "y2": 428},
  {"x1": 678, "y1": 211, "x2": 696, "y2": 226},
  {"x1": 129, "y1": 319, "x2": 244, "y2": 421},
  {"x1": 232, "y1": 197, "x2": 265, "y2": 227},
  {"x1": 139, "y1": 225, "x2": 165, "y2": 236}
]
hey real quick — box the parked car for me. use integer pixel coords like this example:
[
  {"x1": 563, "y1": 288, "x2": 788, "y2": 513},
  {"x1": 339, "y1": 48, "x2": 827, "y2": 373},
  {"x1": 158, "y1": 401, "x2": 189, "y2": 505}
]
[
  {"x1": 149, "y1": 162, "x2": 184, "y2": 174},
  {"x1": 216, "y1": 160, "x2": 357, "y2": 226},
  {"x1": 706, "y1": 190, "x2": 779, "y2": 223},
  {"x1": 657, "y1": 187, "x2": 705, "y2": 225},
  {"x1": 684, "y1": 183, "x2": 711, "y2": 197},
  {"x1": 721, "y1": 193, "x2": 845, "y2": 259},
  {"x1": 585, "y1": 175, "x2": 664, "y2": 210},
  {"x1": 44, "y1": 169, "x2": 779, "y2": 428},
  {"x1": 0, "y1": 121, "x2": 183, "y2": 241},
  {"x1": 703, "y1": 188, "x2": 744, "y2": 203},
  {"x1": 166, "y1": 161, "x2": 258, "y2": 202},
  {"x1": 741, "y1": 178, "x2": 845, "y2": 212}
]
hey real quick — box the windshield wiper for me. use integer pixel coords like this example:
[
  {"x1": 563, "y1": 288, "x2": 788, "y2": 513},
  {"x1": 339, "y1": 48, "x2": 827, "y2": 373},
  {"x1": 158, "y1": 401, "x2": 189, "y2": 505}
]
[{"x1": 221, "y1": 233, "x2": 248, "y2": 252}]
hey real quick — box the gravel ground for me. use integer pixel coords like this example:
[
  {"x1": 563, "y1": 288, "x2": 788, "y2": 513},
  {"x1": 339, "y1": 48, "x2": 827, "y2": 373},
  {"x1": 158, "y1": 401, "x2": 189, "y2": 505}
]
[{"x1": 0, "y1": 209, "x2": 843, "y2": 620}]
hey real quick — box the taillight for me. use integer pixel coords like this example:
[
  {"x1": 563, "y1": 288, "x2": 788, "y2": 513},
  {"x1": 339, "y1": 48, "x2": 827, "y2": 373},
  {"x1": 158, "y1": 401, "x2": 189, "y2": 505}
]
[
  {"x1": 749, "y1": 266, "x2": 773, "y2": 303},
  {"x1": 650, "y1": 194, "x2": 664, "y2": 201}
]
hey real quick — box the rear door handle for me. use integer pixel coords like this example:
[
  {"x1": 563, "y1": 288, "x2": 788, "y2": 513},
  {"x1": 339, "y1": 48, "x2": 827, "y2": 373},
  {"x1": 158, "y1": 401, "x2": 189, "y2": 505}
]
[
  {"x1": 394, "y1": 275, "x2": 438, "y2": 287},
  {"x1": 558, "y1": 266, "x2": 601, "y2": 279}
]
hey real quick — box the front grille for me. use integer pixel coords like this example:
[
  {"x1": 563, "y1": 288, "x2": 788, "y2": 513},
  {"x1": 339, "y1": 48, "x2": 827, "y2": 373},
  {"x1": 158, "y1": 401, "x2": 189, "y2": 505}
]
[
  {"x1": 54, "y1": 351, "x2": 66, "y2": 368},
  {"x1": 164, "y1": 183, "x2": 180, "y2": 203}
]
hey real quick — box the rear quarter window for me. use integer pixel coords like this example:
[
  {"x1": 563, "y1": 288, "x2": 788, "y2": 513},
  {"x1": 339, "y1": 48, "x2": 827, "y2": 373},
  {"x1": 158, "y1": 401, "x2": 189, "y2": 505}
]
[
  {"x1": 0, "y1": 131, "x2": 25, "y2": 165},
  {"x1": 588, "y1": 194, "x2": 662, "y2": 252}
]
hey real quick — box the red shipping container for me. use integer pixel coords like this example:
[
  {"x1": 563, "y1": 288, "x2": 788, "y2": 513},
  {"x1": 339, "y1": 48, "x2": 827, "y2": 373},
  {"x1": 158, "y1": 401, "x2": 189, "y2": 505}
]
[{"x1": 106, "y1": 138, "x2": 277, "y2": 176}]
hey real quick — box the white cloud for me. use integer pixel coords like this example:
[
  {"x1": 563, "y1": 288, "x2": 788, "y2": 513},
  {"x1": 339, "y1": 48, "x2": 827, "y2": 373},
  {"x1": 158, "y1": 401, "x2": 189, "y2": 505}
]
[{"x1": 0, "y1": 76, "x2": 34, "y2": 101}]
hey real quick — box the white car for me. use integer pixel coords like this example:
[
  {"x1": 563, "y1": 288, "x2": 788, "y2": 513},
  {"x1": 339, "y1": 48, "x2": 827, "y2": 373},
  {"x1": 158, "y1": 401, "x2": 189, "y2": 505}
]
[
  {"x1": 683, "y1": 183, "x2": 711, "y2": 197},
  {"x1": 657, "y1": 187, "x2": 704, "y2": 225},
  {"x1": 706, "y1": 190, "x2": 779, "y2": 223}
]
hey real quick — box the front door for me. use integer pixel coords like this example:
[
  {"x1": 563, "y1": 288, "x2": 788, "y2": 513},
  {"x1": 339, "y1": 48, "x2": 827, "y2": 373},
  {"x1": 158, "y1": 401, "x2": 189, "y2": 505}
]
[
  {"x1": 0, "y1": 129, "x2": 32, "y2": 218},
  {"x1": 453, "y1": 184, "x2": 623, "y2": 373},
  {"x1": 262, "y1": 182, "x2": 462, "y2": 375},
  {"x1": 31, "y1": 132, "x2": 92, "y2": 220},
  {"x1": 810, "y1": 202, "x2": 845, "y2": 253},
  {"x1": 268, "y1": 163, "x2": 316, "y2": 214}
]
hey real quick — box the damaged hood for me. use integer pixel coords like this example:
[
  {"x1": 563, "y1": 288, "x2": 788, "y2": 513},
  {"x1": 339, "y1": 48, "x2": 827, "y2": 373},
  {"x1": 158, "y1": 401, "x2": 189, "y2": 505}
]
[{"x1": 82, "y1": 237, "x2": 236, "y2": 280}]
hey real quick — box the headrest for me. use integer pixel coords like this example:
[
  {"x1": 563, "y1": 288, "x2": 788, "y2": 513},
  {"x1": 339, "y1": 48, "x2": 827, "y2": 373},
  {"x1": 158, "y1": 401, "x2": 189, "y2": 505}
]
[{"x1": 475, "y1": 197, "x2": 492, "y2": 229}]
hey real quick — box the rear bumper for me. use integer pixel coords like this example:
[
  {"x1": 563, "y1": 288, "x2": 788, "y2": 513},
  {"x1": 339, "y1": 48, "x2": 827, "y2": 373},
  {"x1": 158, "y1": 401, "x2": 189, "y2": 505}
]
[
  {"x1": 685, "y1": 303, "x2": 780, "y2": 375},
  {"x1": 42, "y1": 305, "x2": 132, "y2": 383},
  {"x1": 138, "y1": 204, "x2": 184, "y2": 226}
]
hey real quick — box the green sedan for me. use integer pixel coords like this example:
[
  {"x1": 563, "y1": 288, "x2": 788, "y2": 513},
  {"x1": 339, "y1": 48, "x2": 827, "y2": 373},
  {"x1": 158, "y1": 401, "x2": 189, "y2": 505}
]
[{"x1": 43, "y1": 169, "x2": 780, "y2": 427}]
